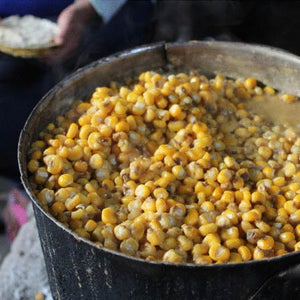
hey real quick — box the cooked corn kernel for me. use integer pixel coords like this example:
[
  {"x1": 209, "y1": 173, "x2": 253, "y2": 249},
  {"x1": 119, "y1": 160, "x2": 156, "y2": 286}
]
[
  {"x1": 257, "y1": 235, "x2": 274, "y2": 250},
  {"x1": 163, "y1": 249, "x2": 183, "y2": 263},
  {"x1": 58, "y1": 174, "x2": 73, "y2": 187},
  {"x1": 209, "y1": 243, "x2": 230, "y2": 262},
  {"x1": 89, "y1": 154, "x2": 104, "y2": 169},
  {"x1": 102, "y1": 207, "x2": 118, "y2": 224},
  {"x1": 238, "y1": 246, "x2": 252, "y2": 261}
]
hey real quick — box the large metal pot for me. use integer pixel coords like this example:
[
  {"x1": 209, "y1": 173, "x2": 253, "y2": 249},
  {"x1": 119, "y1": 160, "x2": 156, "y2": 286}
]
[{"x1": 18, "y1": 42, "x2": 300, "y2": 299}]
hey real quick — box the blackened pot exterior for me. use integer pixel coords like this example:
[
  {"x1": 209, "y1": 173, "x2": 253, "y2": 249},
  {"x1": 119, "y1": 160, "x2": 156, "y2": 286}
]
[
  {"x1": 19, "y1": 42, "x2": 300, "y2": 300},
  {"x1": 33, "y1": 203, "x2": 300, "y2": 299}
]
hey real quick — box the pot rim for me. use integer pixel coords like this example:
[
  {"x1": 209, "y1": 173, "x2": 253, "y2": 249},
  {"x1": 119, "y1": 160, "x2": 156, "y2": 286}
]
[{"x1": 18, "y1": 41, "x2": 300, "y2": 269}]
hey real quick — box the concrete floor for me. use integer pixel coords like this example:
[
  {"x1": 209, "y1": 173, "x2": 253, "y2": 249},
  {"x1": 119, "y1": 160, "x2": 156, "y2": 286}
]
[{"x1": 0, "y1": 235, "x2": 10, "y2": 265}]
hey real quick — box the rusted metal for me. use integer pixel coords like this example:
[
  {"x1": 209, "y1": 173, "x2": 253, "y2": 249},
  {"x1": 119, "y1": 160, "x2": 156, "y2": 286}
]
[{"x1": 18, "y1": 42, "x2": 300, "y2": 299}]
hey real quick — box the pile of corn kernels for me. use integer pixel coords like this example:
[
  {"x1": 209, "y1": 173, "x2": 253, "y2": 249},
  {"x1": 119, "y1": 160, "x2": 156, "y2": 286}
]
[{"x1": 28, "y1": 71, "x2": 300, "y2": 264}]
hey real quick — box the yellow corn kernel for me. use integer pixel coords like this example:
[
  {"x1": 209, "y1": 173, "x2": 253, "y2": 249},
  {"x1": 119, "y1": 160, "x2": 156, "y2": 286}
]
[
  {"x1": 199, "y1": 223, "x2": 218, "y2": 236},
  {"x1": 43, "y1": 146, "x2": 56, "y2": 156},
  {"x1": 281, "y1": 94, "x2": 296, "y2": 103},
  {"x1": 43, "y1": 155, "x2": 64, "y2": 175},
  {"x1": 102, "y1": 207, "x2": 117, "y2": 224},
  {"x1": 66, "y1": 123, "x2": 79, "y2": 139},
  {"x1": 58, "y1": 174, "x2": 73, "y2": 187},
  {"x1": 224, "y1": 238, "x2": 244, "y2": 249},
  {"x1": 65, "y1": 195, "x2": 81, "y2": 211},
  {"x1": 275, "y1": 249, "x2": 287, "y2": 256},
  {"x1": 143, "y1": 90, "x2": 155, "y2": 105},
  {"x1": 251, "y1": 191, "x2": 266, "y2": 204},
  {"x1": 28, "y1": 159, "x2": 39, "y2": 173},
  {"x1": 85, "y1": 220, "x2": 98, "y2": 234},
  {"x1": 220, "y1": 227, "x2": 239, "y2": 241},
  {"x1": 102, "y1": 179, "x2": 114, "y2": 191},
  {"x1": 115, "y1": 121, "x2": 130, "y2": 132},
  {"x1": 71, "y1": 209, "x2": 84, "y2": 220},
  {"x1": 253, "y1": 247, "x2": 266, "y2": 260},
  {"x1": 56, "y1": 145, "x2": 68, "y2": 158},
  {"x1": 209, "y1": 243, "x2": 230, "y2": 262},
  {"x1": 155, "y1": 198, "x2": 168, "y2": 213},
  {"x1": 131, "y1": 222, "x2": 145, "y2": 241},
  {"x1": 255, "y1": 221, "x2": 271, "y2": 233},
  {"x1": 169, "y1": 104, "x2": 182, "y2": 118},
  {"x1": 161, "y1": 236, "x2": 177, "y2": 251},
  {"x1": 114, "y1": 224, "x2": 131, "y2": 240},
  {"x1": 294, "y1": 241, "x2": 300, "y2": 251},
  {"x1": 147, "y1": 229, "x2": 165, "y2": 246},
  {"x1": 153, "y1": 187, "x2": 169, "y2": 199},
  {"x1": 86, "y1": 205, "x2": 97, "y2": 215},
  {"x1": 163, "y1": 249, "x2": 183, "y2": 263},
  {"x1": 284, "y1": 200, "x2": 297, "y2": 214},
  {"x1": 89, "y1": 153, "x2": 104, "y2": 169},
  {"x1": 284, "y1": 162, "x2": 296, "y2": 177},
  {"x1": 141, "y1": 197, "x2": 156, "y2": 212},
  {"x1": 244, "y1": 78, "x2": 257, "y2": 90},
  {"x1": 258, "y1": 146, "x2": 273, "y2": 160},
  {"x1": 32, "y1": 140, "x2": 46, "y2": 149},
  {"x1": 192, "y1": 244, "x2": 209, "y2": 258},
  {"x1": 85, "y1": 182, "x2": 97, "y2": 193},
  {"x1": 99, "y1": 125, "x2": 113, "y2": 137},
  {"x1": 135, "y1": 184, "x2": 151, "y2": 199},
  {"x1": 74, "y1": 160, "x2": 88, "y2": 173},
  {"x1": 201, "y1": 201, "x2": 215, "y2": 212},
  {"x1": 264, "y1": 86, "x2": 275, "y2": 95},
  {"x1": 217, "y1": 169, "x2": 232, "y2": 184},
  {"x1": 154, "y1": 177, "x2": 169, "y2": 188},
  {"x1": 295, "y1": 224, "x2": 300, "y2": 238},
  {"x1": 68, "y1": 145, "x2": 83, "y2": 161},
  {"x1": 229, "y1": 252, "x2": 242, "y2": 263},
  {"x1": 76, "y1": 102, "x2": 91, "y2": 114},
  {"x1": 178, "y1": 235, "x2": 193, "y2": 251},
  {"x1": 51, "y1": 201, "x2": 66, "y2": 214},
  {"x1": 193, "y1": 255, "x2": 212, "y2": 265},
  {"x1": 49, "y1": 138, "x2": 61, "y2": 148},
  {"x1": 238, "y1": 246, "x2": 252, "y2": 261},
  {"x1": 279, "y1": 232, "x2": 295, "y2": 244},
  {"x1": 88, "y1": 192, "x2": 102, "y2": 207},
  {"x1": 120, "y1": 238, "x2": 139, "y2": 256},
  {"x1": 74, "y1": 228, "x2": 90, "y2": 239},
  {"x1": 184, "y1": 208, "x2": 199, "y2": 226},
  {"x1": 273, "y1": 176, "x2": 285, "y2": 186},
  {"x1": 202, "y1": 233, "x2": 221, "y2": 247},
  {"x1": 242, "y1": 209, "x2": 262, "y2": 222},
  {"x1": 37, "y1": 188, "x2": 54, "y2": 204},
  {"x1": 257, "y1": 235, "x2": 274, "y2": 250},
  {"x1": 172, "y1": 165, "x2": 186, "y2": 180}
]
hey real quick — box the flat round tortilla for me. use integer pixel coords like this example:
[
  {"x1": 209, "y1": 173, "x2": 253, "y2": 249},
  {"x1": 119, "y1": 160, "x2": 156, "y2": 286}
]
[{"x1": 0, "y1": 15, "x2": 60, "y2": 58}]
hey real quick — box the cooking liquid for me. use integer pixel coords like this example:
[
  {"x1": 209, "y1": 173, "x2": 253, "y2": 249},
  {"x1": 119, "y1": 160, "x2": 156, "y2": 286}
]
[{"x1": 245, "y1": 95, "x2": 300, "y2": 133}]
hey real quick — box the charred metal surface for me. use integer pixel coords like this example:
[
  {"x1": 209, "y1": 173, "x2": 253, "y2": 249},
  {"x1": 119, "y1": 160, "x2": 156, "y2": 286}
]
[
  {"x1": 18, "y1": 42, "x2": 300, "y2": 299},
  {"x1": 32, "y1": 202, "x2": 300, "y2": 300}
]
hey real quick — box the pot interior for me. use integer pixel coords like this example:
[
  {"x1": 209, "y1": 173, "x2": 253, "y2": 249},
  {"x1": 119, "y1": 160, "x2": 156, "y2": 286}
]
[{"x1": 18, "y1": 41, "x2": 300, "y2": 265}]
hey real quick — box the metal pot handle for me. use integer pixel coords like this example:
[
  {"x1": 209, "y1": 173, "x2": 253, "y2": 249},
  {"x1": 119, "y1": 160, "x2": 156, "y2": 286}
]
[{"x1": 250, "y1": 263, "x2": 300, "y2": 299}]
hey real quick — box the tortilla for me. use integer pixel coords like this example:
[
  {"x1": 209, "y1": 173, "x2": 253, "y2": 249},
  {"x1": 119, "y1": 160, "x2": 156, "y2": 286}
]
[{"x1": 0, "y1": 15, "x2": 60, "y2": 58}]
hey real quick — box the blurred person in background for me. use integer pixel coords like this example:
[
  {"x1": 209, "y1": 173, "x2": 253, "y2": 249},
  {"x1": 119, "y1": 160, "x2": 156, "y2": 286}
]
[
  {"x1": 0, "y1": 0, "x2": 153, "y2": 241},
  {"x1": 0, "y1": 0, "x2": 153, "y2": 179}
]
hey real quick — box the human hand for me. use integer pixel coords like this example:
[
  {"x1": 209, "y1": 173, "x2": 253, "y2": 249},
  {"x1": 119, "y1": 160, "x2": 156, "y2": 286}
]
[{"x1": 46, "y1": 0, "x2": 97, "y2": 64}]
